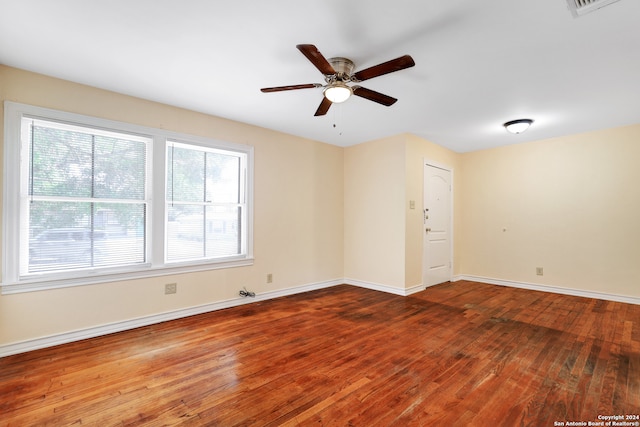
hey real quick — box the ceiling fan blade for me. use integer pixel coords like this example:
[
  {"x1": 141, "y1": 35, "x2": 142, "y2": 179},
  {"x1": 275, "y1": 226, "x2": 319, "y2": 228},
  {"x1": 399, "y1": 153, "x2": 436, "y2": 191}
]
[
  {"x1": 352, "y1": 86, "x2": 397, "y2": 106},
  {"x1": 352, "y1": 55, "x2": 415, "y2": 82},
  {"x1": 314, "y1": 97, "x2": 332, "y2": 116},
  {"x1": 261, "y1": 83, "x2": 321, "y2": 93},
  {"x1": 296, "y1": 44, "x2": 336, "y2": 76}
]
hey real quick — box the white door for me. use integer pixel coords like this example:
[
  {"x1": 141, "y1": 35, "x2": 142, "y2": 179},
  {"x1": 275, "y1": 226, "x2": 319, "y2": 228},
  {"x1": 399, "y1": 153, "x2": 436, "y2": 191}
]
[{"x1": 423, "y1": 163, "x2": 452, "y2": 287}]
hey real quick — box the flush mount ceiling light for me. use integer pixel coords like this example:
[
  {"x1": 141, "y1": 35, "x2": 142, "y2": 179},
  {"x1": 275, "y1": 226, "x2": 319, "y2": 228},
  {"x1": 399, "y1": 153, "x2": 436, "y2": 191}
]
[
  {"x1": 504, "y1": 119, "x2": 534, "y2": 134},
  {"x1": 323, "y1": 81, "x2": 353, "y2": 103}
]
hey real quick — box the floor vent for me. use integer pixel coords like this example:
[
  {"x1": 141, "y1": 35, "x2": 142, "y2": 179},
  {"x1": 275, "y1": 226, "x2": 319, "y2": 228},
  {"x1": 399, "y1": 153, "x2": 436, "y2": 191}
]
[{"x1": 566, "y1": 0, "x2": 621, "y2": 17}]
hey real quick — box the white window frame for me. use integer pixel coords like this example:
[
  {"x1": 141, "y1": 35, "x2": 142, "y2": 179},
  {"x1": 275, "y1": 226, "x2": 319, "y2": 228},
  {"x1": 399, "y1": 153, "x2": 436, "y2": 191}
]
[{"x1": 2, "y1": 102, "x2": 254, "y2": 294}]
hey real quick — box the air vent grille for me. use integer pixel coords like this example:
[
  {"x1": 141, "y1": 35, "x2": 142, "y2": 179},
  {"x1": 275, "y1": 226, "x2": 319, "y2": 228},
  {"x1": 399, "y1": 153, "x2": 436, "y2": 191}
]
[{"x1": 566, "y1": 0, "x2": 621, "y2": 17}]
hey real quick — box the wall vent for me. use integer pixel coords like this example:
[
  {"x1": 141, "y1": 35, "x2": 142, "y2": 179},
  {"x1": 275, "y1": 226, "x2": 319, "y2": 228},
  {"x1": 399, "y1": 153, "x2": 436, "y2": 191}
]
[{"x1": 566, "y1": 0, "x2": 621, "y2": 17}]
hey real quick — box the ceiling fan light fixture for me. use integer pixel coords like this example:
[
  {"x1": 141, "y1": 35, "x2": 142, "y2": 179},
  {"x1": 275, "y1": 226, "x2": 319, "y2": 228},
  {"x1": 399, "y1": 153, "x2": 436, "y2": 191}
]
[
  {"x1": 324, "y1": 82, "x2": 352, "y2": 103},
  {"x1": 504, "y1": 119, "x2": 534, "y2": 134}
]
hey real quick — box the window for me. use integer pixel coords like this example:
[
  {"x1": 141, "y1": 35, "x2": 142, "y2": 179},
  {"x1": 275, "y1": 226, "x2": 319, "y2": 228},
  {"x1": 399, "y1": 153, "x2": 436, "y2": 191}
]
[
  {"x1": 24, "y1": 118, "x2": 149, "y2": 274},
  {"x1": 3, "y1": 102, "x2": 253, "y2": 293},
  {"x1": 166, "y1": 141, "x2": 247, "y2": 262}
]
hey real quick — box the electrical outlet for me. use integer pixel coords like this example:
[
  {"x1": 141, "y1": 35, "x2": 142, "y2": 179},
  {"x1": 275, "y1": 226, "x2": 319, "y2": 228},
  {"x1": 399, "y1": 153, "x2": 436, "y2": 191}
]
[
  {"x1": 165, "y1": 283, "x2": 177, "y2": 294},
  {"x1": 267, "y1": 273, "x2": 273, "y2": 283},
  {"x1": 536, "y1": 267, "x2": 543, "y2": 276}
]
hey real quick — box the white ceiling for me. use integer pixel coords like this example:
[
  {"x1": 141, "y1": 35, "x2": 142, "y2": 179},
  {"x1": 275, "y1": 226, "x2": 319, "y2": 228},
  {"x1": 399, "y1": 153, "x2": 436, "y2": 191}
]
[{"x1": 1, "y1": 0, "x2": 639, "y2": 152}]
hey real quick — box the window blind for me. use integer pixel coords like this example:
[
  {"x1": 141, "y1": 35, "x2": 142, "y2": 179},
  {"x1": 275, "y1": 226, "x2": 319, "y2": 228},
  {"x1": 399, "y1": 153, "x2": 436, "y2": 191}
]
[{"x1": 25, "y1": 117, "x2": 149, "y2": 274}]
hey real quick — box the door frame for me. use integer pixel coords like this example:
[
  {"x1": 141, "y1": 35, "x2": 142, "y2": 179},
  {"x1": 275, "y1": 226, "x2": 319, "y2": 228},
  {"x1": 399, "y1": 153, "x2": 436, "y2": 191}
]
[{"x1": 423, "y1": 159, "x2": 454, "y2": 287}]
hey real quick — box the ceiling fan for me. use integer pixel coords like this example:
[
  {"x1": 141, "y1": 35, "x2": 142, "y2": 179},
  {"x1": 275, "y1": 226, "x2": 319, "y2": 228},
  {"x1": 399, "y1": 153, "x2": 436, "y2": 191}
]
[{"x1": 261, "y1": 44, "x2": 415, "y2": 116}]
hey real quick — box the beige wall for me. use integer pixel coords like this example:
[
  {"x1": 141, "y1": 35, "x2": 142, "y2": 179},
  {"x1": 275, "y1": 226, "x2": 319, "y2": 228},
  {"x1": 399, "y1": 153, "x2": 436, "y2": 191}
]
[
  {"x1": 343, "y1": 135, "x2": 407, "y2": 289},
  {"x1": 459, "y1": 125, "x2": 640, "y2": 298},
  {"x1": 344, "y1": 126, "x2": 640, "y2": 299},
  {"x1": 343, "y1": 133, "x2": 460, "y2": 290},
  {"x1": 1, "y1": 64, "x2": 638, "y2": 350},
  {"x1": 0, "y1": 66, "x2": 345, "y2": 346}
]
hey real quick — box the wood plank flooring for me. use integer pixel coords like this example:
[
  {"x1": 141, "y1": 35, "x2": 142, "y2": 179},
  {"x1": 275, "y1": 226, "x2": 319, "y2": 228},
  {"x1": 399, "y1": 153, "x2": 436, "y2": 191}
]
[{"x1": 1, "y1": 281, "x2": 639, "y2": 426}]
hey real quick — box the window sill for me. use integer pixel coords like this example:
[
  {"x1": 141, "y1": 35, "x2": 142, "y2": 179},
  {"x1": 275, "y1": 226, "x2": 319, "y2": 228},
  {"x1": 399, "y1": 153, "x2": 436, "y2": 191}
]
[{"x1": 0, "y1": 257, "x2": 254, "y2": 295}]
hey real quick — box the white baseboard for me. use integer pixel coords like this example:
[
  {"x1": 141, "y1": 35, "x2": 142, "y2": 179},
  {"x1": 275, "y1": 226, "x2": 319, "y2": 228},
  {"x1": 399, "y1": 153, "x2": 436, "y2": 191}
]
[
  {"x1": 6, "y1": 274, "x2": 635, "y2": 358},
  {"x1": 344, "y1": 278, "x2": 425, "y2": 296},
  {"x1": 452, "y1": 275, "x2": 640, "y2": 305},
  {"x1": 405, "y1": 283, "x2": 427, "y2": 296},
  {"x1": 0, "y1": 278, "x2": 342, "y2": 358},
  {"x1": 0, "y1": 278, "x2": 418, "y2": 357}
]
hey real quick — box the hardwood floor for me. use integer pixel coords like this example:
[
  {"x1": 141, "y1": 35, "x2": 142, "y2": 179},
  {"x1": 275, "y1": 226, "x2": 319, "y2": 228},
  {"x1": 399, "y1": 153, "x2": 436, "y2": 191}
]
[{"x1": 1, "y1": 281, "x2": 638, "y2": 426}]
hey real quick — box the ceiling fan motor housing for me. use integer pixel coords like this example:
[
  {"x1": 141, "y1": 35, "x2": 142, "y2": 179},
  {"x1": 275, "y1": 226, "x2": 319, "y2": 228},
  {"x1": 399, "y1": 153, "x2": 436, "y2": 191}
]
[{"x1": 327, "y1": 57, "x2": 355, "y2": 81}]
